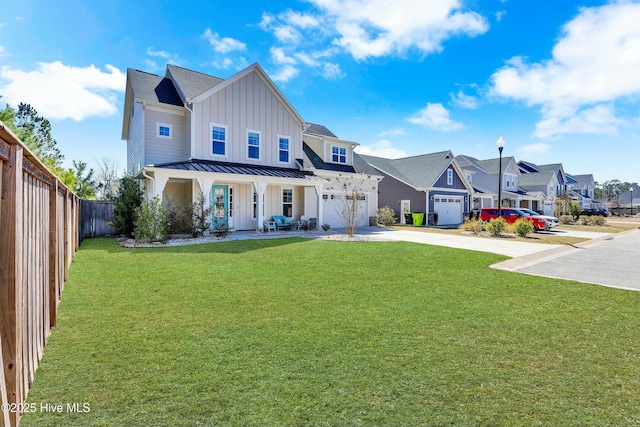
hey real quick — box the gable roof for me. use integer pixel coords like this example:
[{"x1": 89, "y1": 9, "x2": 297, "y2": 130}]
[
  {"x1": 191, "y1": 63, "x2": 305, "y2": 126},
  {"x1": 356, "y1": 150, "x2": 469, "y2": 190},
  {"x1": 304, "y1": 123, "x2": 337, "y2": 138},
  {"x1": 166, "y1": 64, "x2": 224, "y2": 103},
  {"x1": 569, "y1": 174, "x2": 595, "y2": 190},
  {"x1": 302, "y1": 143, "x2": 356, "y2": 173},
  {"x1": 517, "y1": 171, "x2": 556, "y2": 187},
  {"x1": 122, "y1": 68, "x2": 184, "y2": 139}
]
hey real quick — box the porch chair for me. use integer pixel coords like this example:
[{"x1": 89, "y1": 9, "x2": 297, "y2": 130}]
[{"x1": 263, "y1": 220, "x2": 276, "y2": 232}]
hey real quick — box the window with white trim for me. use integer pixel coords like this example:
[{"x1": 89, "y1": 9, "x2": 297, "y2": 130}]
[
  {"x1": 278, "y1": 135, "x2": 290, "y2": 163},
  {"x1": 505, "y1": 173, "x2": 516, "y2": 189},
  {"x1": 282, "y1": 189, "x2": 293, "y2": 217},
  {"x1": 466, "y1": 173, "x2": 472, "y2": 184},
  {"x1": 447, "y1": 169, "x2": 453, "y2": 186},
  {"x1": 211, "y1": 124, "x2": 227, "y2": 156},
  {"x1": 331, "y1": 146, "x2": 347, "y2": 164},
  {"x1": 252, "y1": 188, "x2": 257, "y2": 219},
  {"x1": 247, "y1": 130, "x2": 261, "y2": 160},
  {"x1": 156, "y1": 123, "x2": 172, "y2": 139}
]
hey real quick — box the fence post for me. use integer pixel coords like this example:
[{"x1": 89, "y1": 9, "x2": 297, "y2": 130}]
[
  {"x1": 48, "y1": 181, "x2": 58, "y2": 330},
  {"x1": 0, "y1": 143, "x2": 25, "y2": 427}
]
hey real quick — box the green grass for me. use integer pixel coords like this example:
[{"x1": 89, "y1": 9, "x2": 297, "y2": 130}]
[{"x1": 22, "y1": 238, "x2": 640, "y2": 426}]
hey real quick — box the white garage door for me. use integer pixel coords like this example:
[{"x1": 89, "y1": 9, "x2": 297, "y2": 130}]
[
  {"x1": 322, "y1": 193, "x2": 369, "y2": 229},
  {"x1": 433, "y1": 196, "x2": 463, "y2": 225}
]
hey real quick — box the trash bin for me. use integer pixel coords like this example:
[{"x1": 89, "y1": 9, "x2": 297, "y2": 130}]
[
  {"x1": 412, "y1": 212, "x2": 425, "y2": 226},
  {"x1": 404, "y1": 212, "x2": 413, "y2": 225}
]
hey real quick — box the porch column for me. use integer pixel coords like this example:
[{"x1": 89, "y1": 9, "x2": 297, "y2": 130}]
[
  {"x1": 196, "y1": 178, "x2": 214, "y2": 209},
  {"x1": 253, "y1": 181, "x2": 267, "y2": 232},
  {"x1": 153, "y1": 175, "x2": 169, "y2": 200},
  {"x1": 315, "y1": 184, "x2": 323, "y2": 230}
]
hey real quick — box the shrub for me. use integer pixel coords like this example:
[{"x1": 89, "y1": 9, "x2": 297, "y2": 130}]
[
  {"x1": 512, "y1": 218, "x2": 534, "y2": 237},
  {"x1": 321, "y1": 223, "x2": 331, "y2": 231},
  {"x1": 589, "y1": 215, "x2": 606, "y2": 226},
  {"x1": 559, "y1": 215, "x2": 573, "y2": 225},
  {"x1": 376, "y1": 206, "x2": 397, "y2": 226},
  {"x1": 579, "y1": 215, "x2": 590, "y2": 225},
  {"x1": 134, "y1": 197, "x2": 168, "y2": 243},
  {"x1": 164, "y1": 199, "x2": 192, "y2": 235},
  {"x1": 190, "y1": 195, "x2": 213, "y2": 237},
  {"x1": 462, "y1": 219, "x2": 483, "y2": 234},
  {"x1": 485, "y1": 217, "x2": 508, "y2": 237}
]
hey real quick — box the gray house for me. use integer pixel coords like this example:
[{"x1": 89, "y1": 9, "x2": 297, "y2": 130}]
[{"x1": 354, "y1": 151, "x2": 472, "y2": 226}]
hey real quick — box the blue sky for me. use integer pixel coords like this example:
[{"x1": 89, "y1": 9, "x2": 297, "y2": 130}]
[{"x1": 1, "y1": 0, "x2": 639, "y2": 183}]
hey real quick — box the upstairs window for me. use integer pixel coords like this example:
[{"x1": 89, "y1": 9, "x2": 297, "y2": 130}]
[
  {"x1": 247, "y1": 130, "x2": 261, "y2": 160},
  {"x1": 211, "y1": 124, "x2": 227, "y2": 156},
  {"x1": 447, "y1": 169, "x2": 453, "y2": 186},
  {"x1": 332, "y1": 146, "x2": 346, "y2": 164},
  {"x1": 278, "y1": 136, "x2": 290, "y2": 163},
  {"x1": 157, "y1": 123, "x2": 172, "y2": 139}
]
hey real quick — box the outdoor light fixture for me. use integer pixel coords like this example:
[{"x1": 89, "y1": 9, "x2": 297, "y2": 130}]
[
  {"x1": 631, "y1": 187, "x2": 634, "y2": 216},
  {"x1": 497, "y1": 136, "x2": 505, "y2": 217}
]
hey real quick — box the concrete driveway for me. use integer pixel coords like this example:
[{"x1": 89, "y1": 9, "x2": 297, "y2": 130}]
[{"x1": 492, "y1": 229, "x2": 640, "y2": 291}]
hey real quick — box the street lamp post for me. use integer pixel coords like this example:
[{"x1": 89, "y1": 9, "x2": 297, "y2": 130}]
[
  {"x1": 497, "y1": 136, "x2": 505, "y2": 217},
  {"x1": 631, "y1": 187, "x2": 634, "y2": 216}
]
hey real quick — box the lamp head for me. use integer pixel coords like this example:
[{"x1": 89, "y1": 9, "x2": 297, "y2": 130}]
[{"x1": 496, "y1": 136, "x2": 505, "y2": 152}]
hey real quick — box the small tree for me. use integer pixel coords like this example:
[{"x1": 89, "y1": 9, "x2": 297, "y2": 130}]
[
  {"x1": 190, "y1": 195, "x2": 213, "y2": 237},
  {"x1": 568, "y1": 201, "x2": 582, "y2": 220},
  {"x1": 326, "y1": 173, "x2": 377, "y2": 236},
  {"x1": 111, "y1": 175, "x2": 143, "y2": 237}
]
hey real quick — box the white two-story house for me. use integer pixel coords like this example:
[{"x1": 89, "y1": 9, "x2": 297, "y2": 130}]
[{"x1": 121, "y1": 63, "x2": 379, "y2": 231}]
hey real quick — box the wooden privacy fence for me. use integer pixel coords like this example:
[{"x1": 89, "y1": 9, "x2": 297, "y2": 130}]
[
  {"x1": 0, "y1": 122, "x2": 79, "y2": 427},
  {"x1": 80, "y1": 200, "x2": 116, "y2": 239}
]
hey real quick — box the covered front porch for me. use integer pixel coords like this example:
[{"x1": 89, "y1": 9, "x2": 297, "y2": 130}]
[{"x1": 140, "y1": 161, "x2": 327, "y2": 232}]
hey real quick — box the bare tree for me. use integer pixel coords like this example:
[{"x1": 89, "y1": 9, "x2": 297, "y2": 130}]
[
  {"x1": 327, "y1": 173, "x2": 377, "y2": 236},
  {"x1": 94, "y1": 158, "x2": 121, "y2": 200}
]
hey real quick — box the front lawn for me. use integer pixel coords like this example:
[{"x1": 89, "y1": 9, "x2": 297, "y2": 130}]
[{"x1": 22, "y1": 238, "x2": 640, "y2": 426}]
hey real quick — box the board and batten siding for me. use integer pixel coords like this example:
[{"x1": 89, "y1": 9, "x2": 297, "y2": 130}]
[
  {"x1": 192, "y1": 70, "x2": 302, "y2": 167},
  {"x1": 144, "y1": 108, "x2": 188, "y2": 166},
  {"x1": 127, "y1": 102, "x2": 144, "y2": 175},
  {"x1": 434, "y1": 166, "x2": 467, "y2": 190}
]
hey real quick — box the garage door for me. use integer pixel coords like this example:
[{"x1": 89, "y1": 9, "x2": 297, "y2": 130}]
[
  {"x1": 322, "y1": 193, "x2": 369, "y2": 229},
  {"x1": 433, "y1": 196, "x2": 463, "y2": 225}
]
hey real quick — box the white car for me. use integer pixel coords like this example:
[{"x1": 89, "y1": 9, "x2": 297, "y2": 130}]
[{"x1": 520, "y1": 209, "x2": 560, "y2": 227}]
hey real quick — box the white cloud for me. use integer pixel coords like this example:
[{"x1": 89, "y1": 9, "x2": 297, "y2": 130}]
[
  {"x1": 489, "y1": 2, "x2": 640, "y2": 138},
  {"x1": 0, "y1": 46, "x2": 6, "y2": 58},
  {"x1": 379, "y1": 127, "x2": 406, "y2": 137},
  {"x1": 271, "y1": 47, "x2": 296, "y2": 65},
  {"x1": 144, "y1": 47, "x2": 181, "y2": 72},
  {"x1": 202, "y1": 29, "x2": 247, "y2": 53},
  {"x1": 355, "y1": 139, "x2": 408, "y2": 158},
  {"x1": 0, "y1": 62, "x2": 125, "y2": 121},
  {"x1": 407, "y1": 103, "x2": 464, "y2": 131},
  {"x1": 319, "y1": 62, "x2": 345, "y2": 79},
  {"x1": 516, "y1": 142, "x2": 551, "y2": 156},
  {"x1": 271, "y1": 65, "x2": 300, "y2": 82},
  {"x1": 309, "y1": 0, "x2": 488, "y2": 60},
  {"x1": 496, "y1": 11, "x2": 506, "y2": 22},
  {"x1": 450, "y1": 90, "x2": 479, "y2": 109}
]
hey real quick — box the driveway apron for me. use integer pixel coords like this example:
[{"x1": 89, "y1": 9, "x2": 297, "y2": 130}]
[{"x1": 501, "y1": 229, "x2": 640, "y2": 291}]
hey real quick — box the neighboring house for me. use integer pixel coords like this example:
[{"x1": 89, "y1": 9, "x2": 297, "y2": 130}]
[
  {"x1": 516, "y1": 171, "x2": 559, "y2": 216},
  {"x1": 568, "y1": 174, "x2": 596, "y2": 208},
  {"x1": 518, "y1": 161, "x2": 567, "y2": 196},
  {"x1": 354, "y1": 151, "x2": 472, "y2": 226},
  {"x1": 456, "y1": 155, "x2": 544, "y2": 213},
  {"x1": 121, "y1": 63, "x2": 379, "y2": 231}
]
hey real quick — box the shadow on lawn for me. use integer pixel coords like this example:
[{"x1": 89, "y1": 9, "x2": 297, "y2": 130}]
[{"x1": 80, "y1": 236, "x2": 311, "y2": 255}]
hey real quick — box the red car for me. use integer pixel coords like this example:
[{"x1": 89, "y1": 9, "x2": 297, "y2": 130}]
[{"x1": 479, "y1": 207, "x2": 549, "y2": 231}]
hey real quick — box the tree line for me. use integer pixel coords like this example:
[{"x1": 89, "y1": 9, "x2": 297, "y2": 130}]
[
  {"x1": 1, "y1": 97, "x2": 120, "y2": 199},
  {"x1": 595, "y1": 180, "x2": 638, "y2": 205}
]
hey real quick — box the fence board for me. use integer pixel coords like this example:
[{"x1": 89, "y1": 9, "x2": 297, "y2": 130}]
[
  {"x1": 0, "y1": 122, "x2": 78, "y2": 427},
  {"x1": 80, "y1": 200, "x2": 116, "y2": 239}
]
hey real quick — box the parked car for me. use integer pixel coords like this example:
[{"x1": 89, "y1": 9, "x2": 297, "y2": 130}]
[
  {"x1": 580, "y1": 208, "x2": 609, "y2": 217},
  {"x1": 479, "y1": 207, "x2": 550, "y2": 231},
  {"x1": 519, "y1": 208, "x2": 560, "y2": 227}
]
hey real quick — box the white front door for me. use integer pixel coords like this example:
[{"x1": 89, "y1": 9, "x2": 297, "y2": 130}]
[{"x1": 400, "y1": 200, "x2": 410, "y2": 224}]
